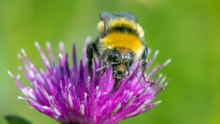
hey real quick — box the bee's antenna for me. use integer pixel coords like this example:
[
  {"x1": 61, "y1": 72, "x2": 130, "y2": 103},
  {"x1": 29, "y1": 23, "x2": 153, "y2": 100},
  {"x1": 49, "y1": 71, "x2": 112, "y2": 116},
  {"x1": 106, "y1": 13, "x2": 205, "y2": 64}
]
[
  {"x1": 95, "y1": 64, "x2": 109, "y2": 72},
  {"x1": 95, "y1": 62, "x2": 119, "y2": 72},
  {"x1": 130, "y1": 69, "x2": 147, "y2": 89}
]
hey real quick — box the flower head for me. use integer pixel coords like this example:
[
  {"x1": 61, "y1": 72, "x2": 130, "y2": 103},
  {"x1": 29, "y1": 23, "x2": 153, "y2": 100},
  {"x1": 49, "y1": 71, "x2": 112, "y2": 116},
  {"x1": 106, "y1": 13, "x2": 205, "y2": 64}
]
[{"x1": 9, "y1": 38, "x2": 171, "y2": 124}]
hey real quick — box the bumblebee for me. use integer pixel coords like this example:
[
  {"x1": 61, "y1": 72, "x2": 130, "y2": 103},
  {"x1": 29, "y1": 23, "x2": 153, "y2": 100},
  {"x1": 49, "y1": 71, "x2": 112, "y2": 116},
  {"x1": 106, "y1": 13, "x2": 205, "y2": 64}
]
[{"x1": 87, "y1": 12, "x2": 148, "y2": 87}]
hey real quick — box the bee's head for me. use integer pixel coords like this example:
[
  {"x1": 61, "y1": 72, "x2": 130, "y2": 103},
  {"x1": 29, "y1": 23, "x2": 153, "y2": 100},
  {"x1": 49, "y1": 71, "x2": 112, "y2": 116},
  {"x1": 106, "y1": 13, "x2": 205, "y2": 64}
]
[{"x1": 111, "y1": 50, "x2": 133, "y2": 80}]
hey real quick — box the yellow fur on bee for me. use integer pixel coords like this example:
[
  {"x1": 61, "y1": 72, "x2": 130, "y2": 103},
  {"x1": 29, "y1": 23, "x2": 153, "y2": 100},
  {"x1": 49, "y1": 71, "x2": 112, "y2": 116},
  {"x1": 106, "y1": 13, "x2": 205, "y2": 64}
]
[{"x1": 101, "y1": 32, "x2": 144, "y2": 54}]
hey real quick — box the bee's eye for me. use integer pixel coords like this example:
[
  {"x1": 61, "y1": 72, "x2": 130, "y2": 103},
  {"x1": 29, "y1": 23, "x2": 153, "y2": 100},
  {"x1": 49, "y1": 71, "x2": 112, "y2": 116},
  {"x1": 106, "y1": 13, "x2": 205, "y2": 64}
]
[{"x1": 122, "y1": 53, "x2": 132, "y2": 59}]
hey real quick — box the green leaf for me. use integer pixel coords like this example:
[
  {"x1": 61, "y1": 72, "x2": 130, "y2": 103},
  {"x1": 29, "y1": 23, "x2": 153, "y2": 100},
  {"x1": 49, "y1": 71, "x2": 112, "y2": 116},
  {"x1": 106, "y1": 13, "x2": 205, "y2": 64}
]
[{"x1": 5, "y1": 115, "x2": 31, "y2": 124}]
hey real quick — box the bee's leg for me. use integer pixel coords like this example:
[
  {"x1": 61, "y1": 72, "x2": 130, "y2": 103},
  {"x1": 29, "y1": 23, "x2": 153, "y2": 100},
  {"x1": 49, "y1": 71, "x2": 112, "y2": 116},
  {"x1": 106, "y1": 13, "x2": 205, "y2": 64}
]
[
  {"x1": 113, "y1": 79, "x2": 120, "y2": 90},
  {"x1": 87, "y1": 42, "x2": 96, "y2": 76},
  {"x1": 93, "y1": 38, "x2": 100, "y2": 56},
  {"x1": 142, "y1": 46, "x2": 148, "y2": 80},
  {"x1": 100, "y1": 49, "x2": 111, "y2": 75}
]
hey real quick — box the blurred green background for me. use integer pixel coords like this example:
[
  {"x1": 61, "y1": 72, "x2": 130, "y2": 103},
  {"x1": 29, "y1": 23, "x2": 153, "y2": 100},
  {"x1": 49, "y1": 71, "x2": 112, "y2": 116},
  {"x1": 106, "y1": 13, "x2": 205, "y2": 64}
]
[{"x1": 0, "y1": 0, "x2": 220, "y2": 124}]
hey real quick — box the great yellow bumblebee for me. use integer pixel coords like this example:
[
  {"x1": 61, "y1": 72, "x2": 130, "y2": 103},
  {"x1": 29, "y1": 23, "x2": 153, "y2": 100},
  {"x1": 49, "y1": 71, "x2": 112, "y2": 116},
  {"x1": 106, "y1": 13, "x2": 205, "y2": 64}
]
[{"x1": 87, "y1": 12, "x2": 148, "y2": 87}]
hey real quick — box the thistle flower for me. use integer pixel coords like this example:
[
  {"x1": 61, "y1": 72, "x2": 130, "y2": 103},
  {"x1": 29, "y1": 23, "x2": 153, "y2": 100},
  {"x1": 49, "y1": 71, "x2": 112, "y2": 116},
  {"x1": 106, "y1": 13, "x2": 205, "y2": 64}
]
[{"x1": 8, "y1": 38, "x2": 171, "y2": 124}]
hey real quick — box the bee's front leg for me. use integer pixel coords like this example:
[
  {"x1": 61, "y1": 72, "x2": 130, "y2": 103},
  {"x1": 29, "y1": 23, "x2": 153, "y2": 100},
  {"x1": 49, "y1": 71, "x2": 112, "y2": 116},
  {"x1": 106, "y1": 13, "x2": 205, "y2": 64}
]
[
  {"x1": 142, "y1": 46, "x2": 148, "y2": 80},
  {"x1": 87, "y1": 42, "x2": 95, "y2": 77},
  {"x1": 101, "y1": 49, "x2": 112, "y2": 75}
]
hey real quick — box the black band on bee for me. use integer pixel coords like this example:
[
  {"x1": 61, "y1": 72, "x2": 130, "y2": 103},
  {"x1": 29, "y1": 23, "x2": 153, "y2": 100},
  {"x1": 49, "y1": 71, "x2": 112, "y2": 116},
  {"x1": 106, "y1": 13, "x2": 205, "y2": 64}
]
[
  {"x1": 110, "y1": 27, "x2": 139, "y2": 36},
  {"x1": 99, "y1": 12, "x2": 139, "y2": 37}
]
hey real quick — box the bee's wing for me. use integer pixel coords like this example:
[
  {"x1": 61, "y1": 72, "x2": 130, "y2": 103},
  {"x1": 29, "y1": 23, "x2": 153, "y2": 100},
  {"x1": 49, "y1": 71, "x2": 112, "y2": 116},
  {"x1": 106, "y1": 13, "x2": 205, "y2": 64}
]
[
  {"x1": 100, "y1": 12, "x2": 113, "y2": 21},
  {"x1": 100, "y1": 11, "x2": 137, "y2": 22},
  {"x1": 114, "y1": 12, "x2": 137, "y2": 22}
]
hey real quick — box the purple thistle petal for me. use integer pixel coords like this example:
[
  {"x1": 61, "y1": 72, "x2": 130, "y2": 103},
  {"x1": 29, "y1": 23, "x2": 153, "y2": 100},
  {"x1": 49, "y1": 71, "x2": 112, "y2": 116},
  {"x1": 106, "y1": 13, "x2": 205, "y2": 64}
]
[
  {"x1": 46, "y1": 42, "x2": 56, "y2": 66},
  {"x1": 9, "y1": 39, "x2": 170, "y2": 124}
]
